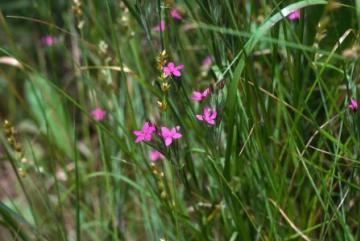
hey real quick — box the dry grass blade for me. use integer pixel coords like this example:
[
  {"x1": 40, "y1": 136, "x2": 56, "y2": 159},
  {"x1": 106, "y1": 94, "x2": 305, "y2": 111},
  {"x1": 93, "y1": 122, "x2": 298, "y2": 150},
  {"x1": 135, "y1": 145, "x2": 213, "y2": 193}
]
[{"x1": 269, "y1": 199, "x2": 312, "y2": 241}]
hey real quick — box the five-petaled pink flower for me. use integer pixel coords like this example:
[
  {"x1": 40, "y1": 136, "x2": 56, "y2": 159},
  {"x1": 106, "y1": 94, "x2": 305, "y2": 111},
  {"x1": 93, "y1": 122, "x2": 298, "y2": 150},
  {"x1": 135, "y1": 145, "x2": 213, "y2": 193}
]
[
  {"x1": 192, "y1": 88, "x2": 210, "y2": 102},
  {"x1": 163, "y1": 62, "x2": 184, "y2": 77},
  {"x1": 348, "y1": 98, "x2": 358, "y2": 111},
  {"x1": 41, "y1": 35, "x2": 55, "y2": 46},
  {"x1": 133, "y1": 122, "x2": 156, "y2": 143},
  {"x1": 288, "y1": 10, "x2": 300, "y2": 21},
  {"x1": 91, "y1": 107, "x2": 106, "y2": 121},
  {"x1": 161, "y1": 126, "x2": 182, "y2": 146},
  {"x1": 170, "y1": 8, "x2": 183, "y2": 20},
  {"x1": 150, "y1": 150, "x2": 164, "y2": 162},
  {"x1": 196, "y1": 107, "x2": 217, "y2": 125},
  {"x1": 154, "y1": 20, "x2": 165, "y2": 32}
]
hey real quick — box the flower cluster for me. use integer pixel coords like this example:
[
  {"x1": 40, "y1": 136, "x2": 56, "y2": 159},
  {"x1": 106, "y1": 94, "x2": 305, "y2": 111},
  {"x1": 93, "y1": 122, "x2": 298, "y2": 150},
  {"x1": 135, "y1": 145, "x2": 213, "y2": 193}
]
[
  {"x1": 192, "y1": 56, "x2": 218, "y2": 125},
  {"x1": 133, "y1": 122, "x2": 182, "y2": 147}
]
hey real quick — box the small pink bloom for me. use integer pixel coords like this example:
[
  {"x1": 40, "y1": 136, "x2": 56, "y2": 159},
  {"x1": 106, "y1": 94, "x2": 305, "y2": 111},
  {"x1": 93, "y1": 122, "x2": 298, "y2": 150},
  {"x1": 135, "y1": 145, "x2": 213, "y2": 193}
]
[
  {"x1": 202, "y1": 56, "x2": 213, "y2": 68},
  {"x1": 170, "y1": 8, "x2": 183, "y2": 20},
  {"x1": 150, "y1": 150, "x2": 164, "y2": 162},
  {"x1": 163, "y1": 62, "x2": 184, "y2": 77},
  {"x1": 192, "y1": 91, "x2": 203, "y2": 101},
  {"x1": 133, "y1": 122, "x2": 156, "y2": 143},
  {"x1": 161, "y1": 126, "x2": 182, "y2": 146},
  {"x1": 154, "y1": 20, "x2": 165, "y2": 32},
  {"x1": 288, "y1": 10, "x2": 300, "y2": 21},
  {"x1": 41, "y1": 35, "x2": 55, "y2": 46},
  {"x1": 202, "y1": 88, "x2": 210, "y2": 98},
  {"x1": 196, "y1": 106, "x2": 217, "y2": 125},
  {"x1": 348, "y1": 98, "x2": 358, "y2": 111},
  {"x1": 91, "y1": 107, "x2": 106, "y2": 121},
  {"x1": 191, "y1": 88, "x2": 211, "y2": 102}
]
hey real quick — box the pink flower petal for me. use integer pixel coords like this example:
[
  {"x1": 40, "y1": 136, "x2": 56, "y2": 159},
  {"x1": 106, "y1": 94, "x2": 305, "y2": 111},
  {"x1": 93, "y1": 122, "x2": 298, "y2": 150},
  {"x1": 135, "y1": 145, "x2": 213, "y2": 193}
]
[
  {"x1": 135, "y1": 136, "x2": 144, "y2": 143},
  {"x1": 167, "y1": 62, "x2": 175, "y2": 69},
  {"x1": 176, "y1": 64, "x2": 184, "y2": 70},
  {"x1": 206, "y1": 119, "x2": 215, "y2": 125},
  {"x1": 202, "y1": 56, "x2": 212, "y2": 67},
  {"x1": 170, "y1": 8, "x2": 183, "y2": 20},
  {"x1": 172, "y1": 70, "x2": 181, "y2": 77},
  {"x1": 192, "y1": 91, "x2": 203, "y2": 101},
  {"x1": 150, "y1": 150, "x2": 163, "y2": 161},
  {"x1": 202, "y1": 88, "x2": 210, "y2": 98},
  {"x1": 196, "y1": 115, "x2": 204, "y2": 121},
  {"x1": 133, "y1": 130, "x2": 142, "y2": 136},
  {"x1": 154, "y1": 20, "x2": 165, "y2": 32},
  {"x1": 349, "y1": 98, "x2": 358, "y2": 111},
  {"x1": 210, "y1": 111, "x2": 217, "y2": 119},
  {"x1": 165, "y1": 137, "x2": 173, "y2": 146},
  {"x1": 288, "y1": 10, "x2": 300, "y2": 21},
  {"x1": 173, "y1": 133, "x2": 182, "y2": 139},
  {"x1": 161, "y1": 127, "x2": 171, "y2": 137}
]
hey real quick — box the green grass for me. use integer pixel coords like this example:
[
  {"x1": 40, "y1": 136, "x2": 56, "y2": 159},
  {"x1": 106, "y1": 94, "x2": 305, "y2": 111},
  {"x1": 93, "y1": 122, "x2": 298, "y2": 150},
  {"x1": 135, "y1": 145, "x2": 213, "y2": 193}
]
[{"x1": 0, "y1": 0, "x2": 359, "y2": 240}]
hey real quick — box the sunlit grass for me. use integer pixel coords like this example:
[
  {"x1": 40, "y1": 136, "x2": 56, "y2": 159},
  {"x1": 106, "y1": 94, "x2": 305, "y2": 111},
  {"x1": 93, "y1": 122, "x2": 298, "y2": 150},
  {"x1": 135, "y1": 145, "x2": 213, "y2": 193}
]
[{"x1": 0, "y1": 0, "x2": 359, "y2": 240}]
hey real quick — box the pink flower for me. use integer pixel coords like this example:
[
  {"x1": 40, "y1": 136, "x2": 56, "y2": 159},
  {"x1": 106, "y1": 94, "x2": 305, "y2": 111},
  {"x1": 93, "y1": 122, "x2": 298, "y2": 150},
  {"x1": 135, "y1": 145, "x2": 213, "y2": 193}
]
[
  {"x1": 161, "y1": 126, "x2": 182, "y2": 146},
  {"x1": 202, "y1": 56, "x2": 213, "y2": 68},
  {"x1": 150, "y1": 150, "x2": 164, "y2": 162},
  {"x1": 163, "y1": 62, "x2": 184, "y2": 77},
  {"x1": 170, "y1": 8, "x2": 183, "y2": 20},
  {"x1": 348, "y1": 98, "x2": 358, "y2": 111},
  {"x1": 91, "y1": 107, "x2": 106, "y2": 121},
  {"x1": 41, "y1": 35, "x2": 55, "y2": 46},
  {"x1": 288, "y1": 10, "x2": 300, "y2": 21},
  {"x1": 154, "y1": 20, "x2": 165, "y2": 32},
  {"x1": 191, "y1": 88, "x2": 210, "y2": 102},
  {"x1": 133, "y1": 122, "x2": 156, "y2": 143},
  {"x1": 196, "y1": 107, "x2": 217, "y2": 125}
]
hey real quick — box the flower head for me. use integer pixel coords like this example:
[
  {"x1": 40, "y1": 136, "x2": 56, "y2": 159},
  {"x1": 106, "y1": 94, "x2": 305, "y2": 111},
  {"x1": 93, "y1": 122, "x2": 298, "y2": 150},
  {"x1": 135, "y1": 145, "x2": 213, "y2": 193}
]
[
  {"x1": 288, "y1": 10, "x2": 300, "y2": 21},
  {"x1": 154, "y1": 20, "x2": 165, "y2": 32},
  {"x1": 133, "y1": 122, "x2": 156, "y2": 143},
  {"x1": 196, "y1": 107, "x2": 217, "y2": 125},
  {"x1": 161, "y1": 126, "x2": 182, "y2": 146},
  {"x1": 202, "y1": 56, "x2": 213, "y2": 68},
  {"x1": 163, "y1": 62, "x2": 184, "y2": 77},
  {"x1": 348, "y1": 98, "x2": 358, "y2": 111},
  {"x1": 170, "y1": 8, "x2": 183, "y2": 20},
  {"x1": 91, "y1": 107, "x2": 106, "y2": 121},
  {"x1": 150, "y1": 150, "x2": 164, "y2": 162},
  {"x1": 191, "y1": 88, "x2": 210, "y2": 102},
  {"x1": 41, "y1": 35, "x2": 55, "y2": 46}
]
